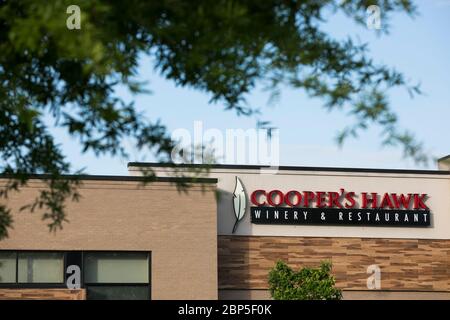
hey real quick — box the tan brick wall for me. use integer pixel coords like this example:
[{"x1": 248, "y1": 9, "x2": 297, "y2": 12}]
[
  {"x1": 218, "y1": 235, "x2": 450, "y2": 291},
  {"x1": 0, "y1": 289, "x2": 86, "y2": 300},
  {"x1": 0, "y1": 179, "x2": 218, "y2": 300}
]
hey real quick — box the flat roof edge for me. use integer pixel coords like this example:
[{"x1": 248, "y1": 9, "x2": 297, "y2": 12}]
[
  {"x1": 127, "y1": 162, "x2": 450, "y2": 175},
  {"x1": 0, "y1": 174, "x2": 218, "y2": 184}
]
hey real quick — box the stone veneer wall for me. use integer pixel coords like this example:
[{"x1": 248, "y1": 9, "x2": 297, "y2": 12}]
[
  {"x1": 0, "y1": 289, "x2": 86, "y2": 300},
  {"x1": 218, "y1": 236, "x2": 450, "y2": 291}
]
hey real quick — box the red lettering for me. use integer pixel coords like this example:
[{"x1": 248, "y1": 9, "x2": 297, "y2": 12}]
[
  {"x1": 362, "y1": 192, "x2": 378, "y2": 209},
  {"x1": 391, "y1": 193, "x2": 412, "y2": 209},
  {"x1": 327, "y1": 192, "x2": 342, "y2": 208},
  {"x1": 268, "y1": 190, "x2": 284, "y2": 206},
  {"x1": 250, "y1": 190, "x2": 266, "y2": 206},
  {"x1": 303, "y1": 191, "x2": 315, "y2": 208},
  {"x1": 380, "y1": 193, "x2": 394, "y2": 209},
  {"x1": 316, "y1": 192, "x2": 326, "y2": 208},
  {"x1": 251, "y1": 189, "x2": 423, "y2": 210},
  {"x1": 284, "y1": 191, "x2": 302, "y2": 207},
  {"x1": 344, "y1": 192, "x2": 356, "y2": 208},
  {"x1": 413, "y1": 194, "x2": 428, "y2": 209}
]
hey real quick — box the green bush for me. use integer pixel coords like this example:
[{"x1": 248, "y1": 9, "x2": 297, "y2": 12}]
[{"x1": 268, "y1": 260, "x2": 342, "y2": 300}]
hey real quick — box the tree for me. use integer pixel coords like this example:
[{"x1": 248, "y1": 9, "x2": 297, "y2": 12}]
[
  {"x1": 0, "y1": 0, "x2": 425, "y2": 239},
  {"x1": 268, "y1": 260, "x2": 342, "y2": 300}
]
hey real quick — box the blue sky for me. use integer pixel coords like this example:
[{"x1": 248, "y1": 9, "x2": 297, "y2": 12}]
[{"x1": 55, "y1": 0, "x2": 450, "y2": 175}]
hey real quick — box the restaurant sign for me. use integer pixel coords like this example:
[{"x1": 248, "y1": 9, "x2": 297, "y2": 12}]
[{"x1": 231, "y1": 177, "x2": 431, "y2": 233}]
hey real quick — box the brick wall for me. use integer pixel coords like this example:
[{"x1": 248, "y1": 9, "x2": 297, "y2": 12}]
[{"x1": 0, "y1": 178, "x2": 218, "y2": 300}]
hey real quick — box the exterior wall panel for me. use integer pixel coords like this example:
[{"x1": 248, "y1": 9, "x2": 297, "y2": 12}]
[
  {"x1": 130, "y1": 165, "x2": 450, "y2": 240},
  {"x1": 0, "y1": 289, "x2": 86, "y2": 300},
  {"x1": 0, "y1": 179, "x2": 218, "y2": 300},
  {"x1": 218, "y1": 235, "x2": 450, "y2": 291},
  {"x1": 130, "y1": 164, "x2": 450, "y2": 299}
]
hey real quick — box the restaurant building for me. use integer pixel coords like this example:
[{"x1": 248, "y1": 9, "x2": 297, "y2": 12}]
[{"x1": 0, "y1": 156, "x2": 449, "y2": 300}]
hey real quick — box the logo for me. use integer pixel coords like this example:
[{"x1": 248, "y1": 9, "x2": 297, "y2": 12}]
[
  {"x1": 232, "y1": 176, "x2": 247, "y2": 233},
  {"x1": 249, "y1": 189, "x2": 430, "y2": 227}
]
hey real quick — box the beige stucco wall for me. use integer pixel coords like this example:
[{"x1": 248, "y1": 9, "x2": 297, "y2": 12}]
[
  {"x1": 130, "y1": 166, "x2": 450, "y2": 240},
  {"x1": 0, "y1": 178, "x2": 218, "y2": 300},
  {"x1": 438, "y1": 156, "x2": 450, "y2": 170}
]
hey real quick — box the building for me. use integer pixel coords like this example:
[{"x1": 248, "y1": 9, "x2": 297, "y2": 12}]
[{"x1": 0, "y1": 156, "x2": 449, "y2": 300}]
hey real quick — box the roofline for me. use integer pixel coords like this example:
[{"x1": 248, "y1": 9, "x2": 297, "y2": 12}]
[
  {"x1": 127, "y1": 162, "x2": 450, "y2": 175},
  {"x1": 0, "y1": 174, "x2": 218, "y2": 184},
  {"x1": 438, "y1": 155, "x2": 450, "y2": 162}
]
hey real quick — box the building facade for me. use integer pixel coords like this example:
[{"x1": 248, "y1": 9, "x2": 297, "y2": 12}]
[
  {"x1": 129, "y1": 160, "x2": 450, "y2": 300},
  {"x1": 0, "y1": 176, "x2": 218, "y2": 300},
  {"x1": 0, "y1": 156, "x2": 449, "y2": 299}
]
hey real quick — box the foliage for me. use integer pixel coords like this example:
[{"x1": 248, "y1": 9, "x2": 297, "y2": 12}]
[
  {"x1": 268, "y1": 260, "x2": 342, "y2": 300},
  {"x1": 0, "y1": 0, "x2": 425, "y2": 239}
]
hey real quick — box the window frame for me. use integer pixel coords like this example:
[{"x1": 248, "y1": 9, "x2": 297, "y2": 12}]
[
  {"x1": 0, "y1": 250, "x2": 152, "y2": 300},
  {"x1": 0, "y1": 250, "x2": 18, "y2": 285},
  {"x1": 83, "y1": 251, "x2": 151, "y2": 300},
  {"x1": 0, "y1": 250, "x2": 66, "y2": 288},
  {"x1": 17, "y1": 251, "x2": 66, "y2": 285}
]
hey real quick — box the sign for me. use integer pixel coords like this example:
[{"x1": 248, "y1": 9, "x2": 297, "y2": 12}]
[
  {"x1": 231, "y1": 177, "x2": 432, "y2": 230},
  {"x1": 250, "y1": 207, "x2": 430, "y2": 227}
]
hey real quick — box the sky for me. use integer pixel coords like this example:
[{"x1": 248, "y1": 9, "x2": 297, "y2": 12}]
[{"x1": 54, "y1": 0, "x2": 450, "y2": 175}]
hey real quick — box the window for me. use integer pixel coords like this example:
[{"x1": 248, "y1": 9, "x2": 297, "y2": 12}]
[
  {"x1": 84, "y1": 252, "x2": 150, "y2": 300},
  {"x1": 0, "y1": 252, "x2": 16, "y2": 283},
  {"x1": 0, "y1": 251, "x2": 64, "y2": 284},
  {"x1": 17, "y1": 252, "x2": 64, "y2": 283},
  {"x1": 84, "y1": 252, "x2": 149, "y2": 283},
  {"x1": 0, "y1": 250, "x2": 151, "y2": 300}
]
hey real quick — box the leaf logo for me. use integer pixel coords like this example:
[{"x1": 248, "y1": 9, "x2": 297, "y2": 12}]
[{"x1": 232, "y1": 176, "x2": 247, "y2": 233}]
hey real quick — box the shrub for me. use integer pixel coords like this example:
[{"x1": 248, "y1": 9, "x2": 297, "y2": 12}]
[{"x1": 268, "y1": 260, "x2": 342, "y2": 300}]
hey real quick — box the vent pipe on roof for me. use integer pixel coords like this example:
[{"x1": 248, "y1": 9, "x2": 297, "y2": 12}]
[{"x1": 437, "y1": 155, "x2": 450, "y2": 170}]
